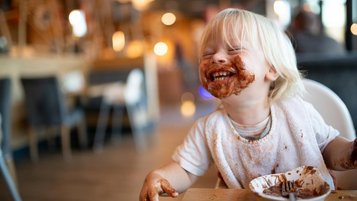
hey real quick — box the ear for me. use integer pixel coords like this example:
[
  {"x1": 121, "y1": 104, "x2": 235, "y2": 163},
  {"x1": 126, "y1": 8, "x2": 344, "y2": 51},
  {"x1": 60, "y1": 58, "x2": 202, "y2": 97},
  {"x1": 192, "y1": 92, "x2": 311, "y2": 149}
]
[{"x1": 265, "y1": 66, "x2": 279, "y2": 81}]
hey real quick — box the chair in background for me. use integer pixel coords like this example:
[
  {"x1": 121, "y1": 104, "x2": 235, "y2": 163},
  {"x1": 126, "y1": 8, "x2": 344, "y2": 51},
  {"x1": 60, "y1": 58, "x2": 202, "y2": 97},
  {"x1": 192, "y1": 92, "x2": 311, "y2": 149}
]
[
  {"x1": 0, "y1": 116, "x2": 22, "y2": 201},
  {"x1": 0, "y1": 78, "x2": 16, "y2": 176},
  {"x1": 21, "y1": 76, "x2": 87, "y2": 161},
  {"x1": 302, "y1": 78, "x2": 357, "y2": 189},
  {"x1": 0, "y1": 78, "x2": 22, "y2": 201},
  {"x1": 92, "y1": 68, "x2": 149, "y2": 151}
]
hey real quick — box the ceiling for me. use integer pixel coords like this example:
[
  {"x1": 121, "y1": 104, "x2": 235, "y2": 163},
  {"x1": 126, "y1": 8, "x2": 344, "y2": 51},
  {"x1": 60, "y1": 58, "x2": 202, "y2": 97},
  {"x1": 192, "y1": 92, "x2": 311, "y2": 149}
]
[{"x1": 147, "y1": 0, "x2": 266, "y2": 18}]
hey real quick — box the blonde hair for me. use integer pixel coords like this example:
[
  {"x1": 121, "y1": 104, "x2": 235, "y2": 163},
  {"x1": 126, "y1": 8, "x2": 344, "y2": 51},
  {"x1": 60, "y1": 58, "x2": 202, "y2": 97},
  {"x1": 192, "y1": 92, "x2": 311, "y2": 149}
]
[{"x1": 199, "y1": 8, "x2": 304, "y2": 102}]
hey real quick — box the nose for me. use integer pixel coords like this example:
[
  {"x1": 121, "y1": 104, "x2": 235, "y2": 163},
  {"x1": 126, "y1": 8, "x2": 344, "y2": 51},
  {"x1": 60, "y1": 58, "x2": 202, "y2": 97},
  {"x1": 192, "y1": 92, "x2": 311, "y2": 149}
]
[{"x1": 211, "y1": 50, "x2": 228, "y2": 64}]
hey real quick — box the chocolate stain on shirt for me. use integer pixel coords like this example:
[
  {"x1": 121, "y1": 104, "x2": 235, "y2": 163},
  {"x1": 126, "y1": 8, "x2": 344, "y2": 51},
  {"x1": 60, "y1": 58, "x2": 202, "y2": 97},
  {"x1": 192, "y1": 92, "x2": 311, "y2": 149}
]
[
  {"x1": 300, "y1": 129, "x2": 304, "y2": 138},
  {"x1": 271, "y1": 163, "x2": 279, "y2": 174}
]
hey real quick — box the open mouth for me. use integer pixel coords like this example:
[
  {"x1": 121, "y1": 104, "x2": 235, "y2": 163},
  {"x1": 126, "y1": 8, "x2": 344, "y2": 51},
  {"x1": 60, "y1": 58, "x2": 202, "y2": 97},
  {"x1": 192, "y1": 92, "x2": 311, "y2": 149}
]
[{"x1": 209, "y1": 68, "x2": 236, "y2": 81}]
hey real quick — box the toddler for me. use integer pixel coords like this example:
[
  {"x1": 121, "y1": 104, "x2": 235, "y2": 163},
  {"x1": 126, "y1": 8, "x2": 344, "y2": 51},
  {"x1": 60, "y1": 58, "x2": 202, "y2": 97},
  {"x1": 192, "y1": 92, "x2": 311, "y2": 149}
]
[{"x1": 139, "y1": 8, "x2": 357, "y2": 201}]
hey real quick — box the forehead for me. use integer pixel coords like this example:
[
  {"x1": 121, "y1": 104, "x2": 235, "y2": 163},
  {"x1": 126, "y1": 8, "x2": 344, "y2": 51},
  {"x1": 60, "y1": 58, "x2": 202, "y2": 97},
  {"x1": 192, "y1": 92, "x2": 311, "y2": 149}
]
[
  {"x1": 200, "y1": 14, "x2": 258, "y2": 51},
  {"x1": 203, "y1": 32, "x2": 243, "y2": 49},
  {"x1": 203, "y1": 18, "x2": 241, "y2": 45}
]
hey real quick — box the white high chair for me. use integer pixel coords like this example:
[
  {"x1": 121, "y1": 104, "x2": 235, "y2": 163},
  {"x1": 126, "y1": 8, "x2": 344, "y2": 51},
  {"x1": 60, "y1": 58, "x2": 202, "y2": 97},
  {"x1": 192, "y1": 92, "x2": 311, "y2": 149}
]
[
  {"x1": 215, "y1": 79, "x2": 357, "y2": 190},
  {"x1": 302, "y1": 78, "x2": 357, "y2": 189}
]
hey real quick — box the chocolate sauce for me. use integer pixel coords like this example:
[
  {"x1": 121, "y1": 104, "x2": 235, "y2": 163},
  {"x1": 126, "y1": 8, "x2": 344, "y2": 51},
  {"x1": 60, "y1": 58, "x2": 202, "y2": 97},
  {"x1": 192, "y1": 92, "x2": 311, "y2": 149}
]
[{"x1": 199, "y1": 55, "x2": 255, "y2": 98}]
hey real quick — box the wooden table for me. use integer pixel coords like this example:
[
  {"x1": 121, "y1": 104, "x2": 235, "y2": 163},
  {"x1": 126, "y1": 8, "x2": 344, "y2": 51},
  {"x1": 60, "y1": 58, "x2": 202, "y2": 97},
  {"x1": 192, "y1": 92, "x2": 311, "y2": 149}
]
[{"x1": 180, "y1": 188, "x2": 357, "y2": 201}]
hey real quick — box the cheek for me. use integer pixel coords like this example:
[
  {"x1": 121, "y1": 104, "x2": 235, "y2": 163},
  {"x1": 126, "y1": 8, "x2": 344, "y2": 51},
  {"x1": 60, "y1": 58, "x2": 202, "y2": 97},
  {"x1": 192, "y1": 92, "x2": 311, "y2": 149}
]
[
  {"x1": 232, "y1": 55, "x2": 244, "y2": 68},
  {"x1": 232, "y1": 55, "x2": 255, "y2": 77},
  {"x1": 199, "y1": 60, "x2": 210, "y2": 82},
  {"x1": 233, "y1": 55, "x2": 254, "y2": 73},
  {"x1": 237, "y1": 56, "x2": 267, "y2": 79}
]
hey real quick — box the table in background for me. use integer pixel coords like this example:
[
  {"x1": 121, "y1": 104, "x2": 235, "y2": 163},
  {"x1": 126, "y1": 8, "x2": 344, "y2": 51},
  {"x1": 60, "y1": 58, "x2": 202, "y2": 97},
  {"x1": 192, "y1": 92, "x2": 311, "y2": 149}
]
[{"x1": 179, "y1": 188, "x2": 357, "y2": 201}]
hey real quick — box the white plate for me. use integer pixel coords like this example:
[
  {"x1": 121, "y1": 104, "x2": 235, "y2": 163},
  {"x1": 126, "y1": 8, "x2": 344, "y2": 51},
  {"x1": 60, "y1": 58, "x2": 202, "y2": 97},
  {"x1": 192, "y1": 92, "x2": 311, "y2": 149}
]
[{"x1": 249, "y1": 166, "x2": 331, "y2": 201}]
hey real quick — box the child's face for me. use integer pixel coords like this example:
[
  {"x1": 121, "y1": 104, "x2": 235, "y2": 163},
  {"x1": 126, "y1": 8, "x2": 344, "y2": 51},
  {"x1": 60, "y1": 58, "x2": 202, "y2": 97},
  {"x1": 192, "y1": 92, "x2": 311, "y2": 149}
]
[{"x1": 199, "y1": 35, "x2": 273, "y2": 99}]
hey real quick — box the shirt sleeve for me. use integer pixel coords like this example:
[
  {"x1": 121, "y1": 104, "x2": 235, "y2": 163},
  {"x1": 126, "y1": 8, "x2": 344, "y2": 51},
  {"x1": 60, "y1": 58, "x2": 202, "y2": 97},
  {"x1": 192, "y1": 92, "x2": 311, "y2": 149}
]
[
  {"x1": 304, "y1": 102, "x2": 339, "y2": 151},
  {"x1": 172, "y1": 118, "x2": 212, "y2": 176}
]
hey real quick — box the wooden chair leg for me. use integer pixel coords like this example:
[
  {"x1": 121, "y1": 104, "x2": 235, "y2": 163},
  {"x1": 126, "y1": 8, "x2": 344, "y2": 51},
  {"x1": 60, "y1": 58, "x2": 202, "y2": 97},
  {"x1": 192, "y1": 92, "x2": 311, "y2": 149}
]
[
  {"x1": 111, "y1": 104, "x2": 124, "y2": 142},
  {"x1": 77, "y1": 120, "x2": 88, "y2": 149},
  {"x1": 126, "y1": 104, "x2": 146, "y2": 151},
  {"x1": 93, "y1": 101, "x2": 111, "y2": 152},
  {"x1": 29, "y1": 127, "x2": 39, "y2": 162},
  {"x1": 46, "y1": 127, "x2": 57, "y2": 152},
  {"x1": 60, "y1": 126, "x2": 71, "y2": 160}
]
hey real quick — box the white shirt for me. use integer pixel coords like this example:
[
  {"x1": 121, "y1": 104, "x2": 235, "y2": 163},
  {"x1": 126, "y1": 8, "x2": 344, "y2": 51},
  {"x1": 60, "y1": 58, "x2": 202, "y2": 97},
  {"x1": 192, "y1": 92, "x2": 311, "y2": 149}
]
[{"x1": 172, "y1": 97, "x2": 338, "y2": 189}]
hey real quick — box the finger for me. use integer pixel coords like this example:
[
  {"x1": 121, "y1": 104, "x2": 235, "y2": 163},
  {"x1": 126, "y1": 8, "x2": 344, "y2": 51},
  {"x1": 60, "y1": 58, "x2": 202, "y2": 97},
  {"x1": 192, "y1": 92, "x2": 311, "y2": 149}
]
[
  {"x1": 139, "y1": 187, "x2": 148, "y2": 201},
  {"x1": 139, "y1": 184, "x2": 147, "y2": 201},
  {"x1": 351, "y1": 138, "x2": 357, "y2": 162},
  {"x1": 139, "y1": 192, "x2": 144, "y2": 201},
  {"x1": 148, "y1": 188, "x2": 160, "y2": 201},
  {"x1": 160, "y1": 179, "x2": 179, "y2": 197}
]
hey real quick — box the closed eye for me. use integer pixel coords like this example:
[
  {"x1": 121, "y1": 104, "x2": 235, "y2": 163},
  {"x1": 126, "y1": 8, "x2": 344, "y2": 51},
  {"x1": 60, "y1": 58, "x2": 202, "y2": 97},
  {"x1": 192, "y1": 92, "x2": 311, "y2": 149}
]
[
  {"x1": 202, "y1": 51, "x2": 214, "y2": 58},
  {"x1": 202, "y1": 46, "x2": 216, "y2": 57},
  {"x1": 228, "y1": 47, "x2": 243, "y2": 52}
]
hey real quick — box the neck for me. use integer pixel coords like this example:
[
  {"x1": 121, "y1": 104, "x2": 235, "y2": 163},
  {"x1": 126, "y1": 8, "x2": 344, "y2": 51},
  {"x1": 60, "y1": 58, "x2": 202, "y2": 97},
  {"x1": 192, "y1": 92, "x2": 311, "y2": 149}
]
[{"x1": 221, "y1": 96, "x2": 270, "y2": 125}]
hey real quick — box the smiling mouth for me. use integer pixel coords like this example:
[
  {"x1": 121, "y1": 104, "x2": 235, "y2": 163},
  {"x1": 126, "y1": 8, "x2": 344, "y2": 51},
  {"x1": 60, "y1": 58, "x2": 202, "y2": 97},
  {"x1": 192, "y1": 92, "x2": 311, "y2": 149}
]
[{"x1": 209, "y1": 69, "x2": 237, "y2": 81}]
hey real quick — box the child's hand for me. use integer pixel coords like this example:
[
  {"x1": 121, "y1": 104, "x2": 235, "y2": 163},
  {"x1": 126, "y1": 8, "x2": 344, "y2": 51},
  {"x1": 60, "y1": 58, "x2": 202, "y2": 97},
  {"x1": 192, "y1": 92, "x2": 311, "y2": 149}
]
[
  {"x1": 351, "y1": 138, "x2": 357, "y2": 167},
  {"x1": 139, "y1": 172, "x2": 179, "y2": 201}
]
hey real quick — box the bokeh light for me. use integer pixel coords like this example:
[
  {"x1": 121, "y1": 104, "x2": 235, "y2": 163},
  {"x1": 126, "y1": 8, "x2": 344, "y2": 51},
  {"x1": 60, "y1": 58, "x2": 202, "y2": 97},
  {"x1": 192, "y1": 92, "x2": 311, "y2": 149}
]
[
  {"x1": 153, "y1": 42, "x2": 168, "y2": 56},
  {"x1": 351, "y1": 23, "x2": 357, "y2": 36},
  {"x1": 273, "y1": 0, "x2": 291, "y2": 28},
  {"x1": 68, "y1": 10, "x2": 87, "y2": 37},
  {"x1": 161, "y1": 12, "x2": 176, "y2": 26},
  {"x1": 181, "y1": 100, "x2": 196, "y2": 117},
  {"x1": 112, "y1": 31, "x2": 125, "y2": 52}
]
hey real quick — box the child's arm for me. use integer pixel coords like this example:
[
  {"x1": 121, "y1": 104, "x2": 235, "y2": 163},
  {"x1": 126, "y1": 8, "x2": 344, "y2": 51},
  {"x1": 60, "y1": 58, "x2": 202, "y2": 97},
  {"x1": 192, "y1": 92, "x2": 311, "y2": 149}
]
[
  {"x1": 139, "y1": 161, "x2": 198, "y2": 201},
  {"x1": 323, "y1": 136, "x2": 357, "y2": 170}
]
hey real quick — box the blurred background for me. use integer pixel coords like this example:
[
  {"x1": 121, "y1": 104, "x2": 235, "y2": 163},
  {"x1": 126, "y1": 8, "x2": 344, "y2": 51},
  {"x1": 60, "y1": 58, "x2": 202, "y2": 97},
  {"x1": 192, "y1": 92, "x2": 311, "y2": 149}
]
[{"x1": 0, "y1": 0, "x2": 356, "y2": 200}]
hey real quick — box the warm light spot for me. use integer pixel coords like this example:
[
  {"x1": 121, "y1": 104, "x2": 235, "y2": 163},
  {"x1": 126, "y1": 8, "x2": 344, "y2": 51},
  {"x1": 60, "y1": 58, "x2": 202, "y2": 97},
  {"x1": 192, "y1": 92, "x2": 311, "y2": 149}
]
[
  {"x1": 351, "y1": 24, "x2": 357, "y2": 35},
  {"x1": 112, "y1": 31, "x2": 125, "y2": 52},
  {"x1": 161, "y1": 12, "x2": 176, "y2": 26},
  {"x1": 132, "y1": 0, "x2": 154, "y2": 11},
  {"x1": 154, "y1": 42, "x2": 168, "y2": 56},
  {"x1": 117, "y1": 0, "x2": 131, "y2": 3},
  {"x1": 126, "y1": 40, "x2": 144, "y2": 58},
  {"x1": 181, "y1": 92, "x2": 195, "y2": 117},
  {"x1": 68, "y1": 10, "x2": 87, "y2": 37},
  {"x1": 181, "y1": 100, "x2": 196, "y2": 118},
  {"x1": 273, "y1": 0, "x2": 291, "y2": 28}
]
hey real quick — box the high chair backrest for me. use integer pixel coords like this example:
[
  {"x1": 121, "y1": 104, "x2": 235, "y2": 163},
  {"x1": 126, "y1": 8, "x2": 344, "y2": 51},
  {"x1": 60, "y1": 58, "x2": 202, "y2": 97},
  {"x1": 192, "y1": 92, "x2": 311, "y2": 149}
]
[
  {"x1": 302, "y1": 79, "x2": 355, "y2": 139},
  {"x1": 302, "y1": 78, "x2": 357, "y2": 189}
]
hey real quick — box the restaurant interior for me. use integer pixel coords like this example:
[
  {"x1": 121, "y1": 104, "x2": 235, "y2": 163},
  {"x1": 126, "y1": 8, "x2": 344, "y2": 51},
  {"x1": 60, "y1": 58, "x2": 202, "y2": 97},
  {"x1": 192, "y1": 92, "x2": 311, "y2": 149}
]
[{"x1": 0, "y1": 0, "x2": 357, "y2": 200}]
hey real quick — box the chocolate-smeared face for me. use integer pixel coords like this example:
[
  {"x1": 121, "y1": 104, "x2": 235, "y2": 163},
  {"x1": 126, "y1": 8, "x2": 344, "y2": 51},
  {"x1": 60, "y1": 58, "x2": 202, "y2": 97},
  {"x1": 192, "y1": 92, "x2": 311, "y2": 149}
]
[{"x1": 199, "y1": 54, "x2": 255, "y2": 99}]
